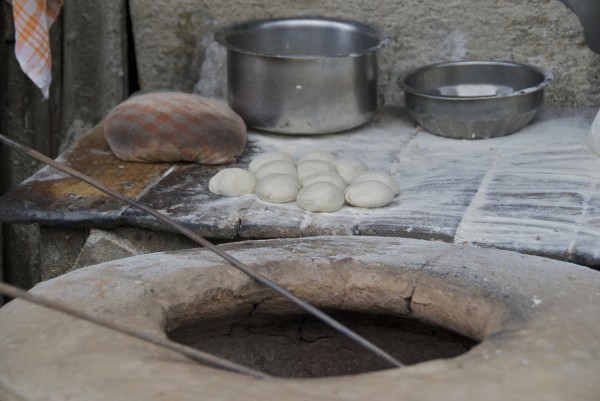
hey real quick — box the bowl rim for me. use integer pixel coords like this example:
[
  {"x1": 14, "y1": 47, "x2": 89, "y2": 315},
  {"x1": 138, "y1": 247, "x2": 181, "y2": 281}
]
[
  {"x1": 213, "y1": 16, "x2": 390, "y2": 59},
  {"x1": 399, "y1": 60, "x2": 552, "y2": 101}
]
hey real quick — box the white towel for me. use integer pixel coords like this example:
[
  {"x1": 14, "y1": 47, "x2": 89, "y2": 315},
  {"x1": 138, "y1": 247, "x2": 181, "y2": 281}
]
[{"x1": 6, "y1": 0, "x2": 63, "y2": 98}]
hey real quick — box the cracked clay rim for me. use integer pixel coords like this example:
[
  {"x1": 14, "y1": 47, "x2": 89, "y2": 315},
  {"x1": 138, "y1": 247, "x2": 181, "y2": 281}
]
[{"x1": 0, "y1": 236, "x2": 598, "y2": 401}]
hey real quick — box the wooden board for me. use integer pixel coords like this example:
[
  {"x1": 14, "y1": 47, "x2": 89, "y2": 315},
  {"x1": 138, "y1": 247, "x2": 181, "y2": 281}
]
[{"x1": 1, "y1": 107, "x2": 599, "y2": 267}]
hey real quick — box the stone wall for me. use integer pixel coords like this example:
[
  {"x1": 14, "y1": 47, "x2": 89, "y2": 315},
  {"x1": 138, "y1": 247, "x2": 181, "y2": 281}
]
[{"x1": 131, "y1": 0, "x2": 600, "y2": 108}]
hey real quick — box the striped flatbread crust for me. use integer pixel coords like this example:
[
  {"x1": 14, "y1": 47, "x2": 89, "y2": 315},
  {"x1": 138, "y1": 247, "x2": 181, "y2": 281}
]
[{"x1": 104, "y1": 92, "x2": 247, "y2": 164}]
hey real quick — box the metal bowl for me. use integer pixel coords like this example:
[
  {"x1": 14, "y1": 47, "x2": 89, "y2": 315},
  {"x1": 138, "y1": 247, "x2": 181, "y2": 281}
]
[
  {"x1": 400, "y1": 61, "x2": 552, "y2": 139},
  {"x1": 214, "y1": 17, "x2": 388, "y2": 135}
]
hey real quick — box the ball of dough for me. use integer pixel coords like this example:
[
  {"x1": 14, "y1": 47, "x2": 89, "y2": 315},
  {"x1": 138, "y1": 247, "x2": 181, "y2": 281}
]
[
  {"x1": 587, "y1": 108, "x2": 600, "y2": 157},
  {"x1": 301, "y1": 171, "x2": 347, "y2": 191},
  {"x1": 345, "y1": 181, "x2": 394, "y2": 208},
  {"x1": 332, "y1": 159, "x2": 368, "y2": 184},
  {"x1": 297, "y1": 160, "x2": 336, "y2": 182},
  {"x1": 297, "y1": 182, "x2": 345, "y2": 213},
  {"x1": 249, "y1": 151, "x2": 294, "y2": 173},
  {"x1": 255, "y1": 174, "x2": 301, "y2": 203},
  {"x1": 255, "y1": 160, "x2": 297, "y2": 180},
  {"x1": 350, "y1": 171, "x2": 400, "y2": 196},
  {"x1": 297, "y1": 150, "x2": 336, "y2": 164},
  {"x1": 208, "y1": 168, "x2": 257, "y2": 196}
]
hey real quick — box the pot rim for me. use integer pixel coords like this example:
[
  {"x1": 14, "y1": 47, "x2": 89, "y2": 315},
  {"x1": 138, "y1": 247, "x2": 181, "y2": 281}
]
[
  {"x1": 214, "y1": 16, "x2": 390, "y2": 59},
  {"x1": 399, "y1": 60, "x2": 552, "y2": 101}
]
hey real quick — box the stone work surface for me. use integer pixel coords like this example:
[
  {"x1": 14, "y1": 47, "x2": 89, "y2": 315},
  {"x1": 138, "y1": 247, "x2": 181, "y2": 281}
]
[
  {"x1": 3, "y1": 108, "x2": 598, "y2": 271},
  {"x1": 130, "y1": 0, "x2": 600, "y2": 108},
  {"x1": 0, "y1": 236, "x2": 598, "y2": 400}
]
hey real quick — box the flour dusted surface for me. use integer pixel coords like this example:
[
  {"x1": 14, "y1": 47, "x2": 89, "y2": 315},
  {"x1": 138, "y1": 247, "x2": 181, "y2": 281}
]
[
  {"x1": 8, "y1": 107, "x2": 599, "y2": 267},
  {"x1": 210, "y1": 107, "x2": 600, "y2": 266}
]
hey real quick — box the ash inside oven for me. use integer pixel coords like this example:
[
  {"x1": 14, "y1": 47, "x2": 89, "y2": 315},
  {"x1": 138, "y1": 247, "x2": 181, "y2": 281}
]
[{"x1": 167, "y1": 309, "x2": 477, "y2": 378}]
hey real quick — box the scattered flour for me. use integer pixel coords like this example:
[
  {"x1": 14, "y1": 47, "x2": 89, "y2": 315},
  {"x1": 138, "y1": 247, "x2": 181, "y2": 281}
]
[{"x1": 199, "y1": 108, "x2": 597, "y2": 263}]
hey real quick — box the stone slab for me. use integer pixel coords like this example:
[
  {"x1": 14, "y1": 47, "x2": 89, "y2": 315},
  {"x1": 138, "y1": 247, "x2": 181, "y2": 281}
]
[{"x1": 0, "y1": 108, "x2": 598, "y2": 268}]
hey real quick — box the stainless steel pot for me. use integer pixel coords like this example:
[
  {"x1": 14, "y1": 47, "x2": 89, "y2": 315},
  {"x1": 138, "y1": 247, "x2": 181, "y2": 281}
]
[
  {"x1": 400, "y1": 61, "x2": 552, "y2": 139},
  {"x1": 214, "y1": 17, "x2": 388, "y2": 134}
]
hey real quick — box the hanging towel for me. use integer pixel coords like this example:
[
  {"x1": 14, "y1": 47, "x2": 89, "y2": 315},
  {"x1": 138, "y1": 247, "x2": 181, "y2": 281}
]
[{"x1": 6, "y1": 0, "x2": 63, "y2": 98}]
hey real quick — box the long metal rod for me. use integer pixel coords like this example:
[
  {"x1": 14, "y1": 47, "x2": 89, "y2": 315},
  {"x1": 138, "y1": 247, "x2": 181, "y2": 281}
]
[
  {"x1": 0, "y1": 281, "x2": 269, "y2": 379},
  {"x1": 0, "y1": 133, "x2": 403, "y2": 368}
]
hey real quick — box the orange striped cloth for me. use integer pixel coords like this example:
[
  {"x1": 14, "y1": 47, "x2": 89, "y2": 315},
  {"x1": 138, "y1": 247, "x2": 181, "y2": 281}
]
[{"x1": 7, "y1": 0, "x2": 63, "y2": 98}]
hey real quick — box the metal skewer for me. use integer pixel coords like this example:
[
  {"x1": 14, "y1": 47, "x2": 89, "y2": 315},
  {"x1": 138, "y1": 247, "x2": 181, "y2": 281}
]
[
  {"x1": 0, "y1": 133, "x2": 404, "y2": 369},
  {"x1": 0, "y1": 281, "x2": 270, "y2": 379}
]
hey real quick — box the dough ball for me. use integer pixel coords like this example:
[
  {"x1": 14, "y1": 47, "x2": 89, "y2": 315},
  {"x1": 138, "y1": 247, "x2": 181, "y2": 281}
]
[
  {"x1": 301, "y1": 171, "x2": 347, "y2": 191},
  {"x1": 297, "y1": 160, "x2": 336, "y2": 182},
  {"x1": 249, "y1": 151, "x2": 294, "y2": 173},
  {"x1": 255, "y1": 174, "x2": 301, "y2": 203},
  {"x1": 350, "y1": 171, "x2": 400, "y2": 196},
  {"x1": 587, "y1": 108, "x2": 600, "y2": 156},
  {"x1": 104, "y1": 92, "x2": 246, "y2": 164},
  {"x1": 297, "y1": 182, "x2": 345, "y2": 213},
  {"x1": 208, "y1": 168, "x2": 257, "y2": 196},
  {"x1": 297, "y1": 150, "x2": 336, "y2": 164},
  {"x1": 345, "y1": 181, "x2": 394, "y2": 208},
  {"x1": 332, "y1": 159, "x2": 368, "y2": 184},
  {"x1": 255, "y1": 160, "x2": 297, "y2": 180}
]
